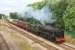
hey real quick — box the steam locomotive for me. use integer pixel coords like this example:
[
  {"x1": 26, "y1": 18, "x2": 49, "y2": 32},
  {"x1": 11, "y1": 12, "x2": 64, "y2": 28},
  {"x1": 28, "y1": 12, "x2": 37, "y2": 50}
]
[{"x1": 9, "y1": 20, "x2": 65, "y2": 43}]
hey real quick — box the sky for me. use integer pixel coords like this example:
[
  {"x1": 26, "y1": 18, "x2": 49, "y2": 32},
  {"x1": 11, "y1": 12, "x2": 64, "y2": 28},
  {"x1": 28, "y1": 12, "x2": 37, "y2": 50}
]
[{"x1": 0, "y1": 0, "x2": 43, "y2": 15}]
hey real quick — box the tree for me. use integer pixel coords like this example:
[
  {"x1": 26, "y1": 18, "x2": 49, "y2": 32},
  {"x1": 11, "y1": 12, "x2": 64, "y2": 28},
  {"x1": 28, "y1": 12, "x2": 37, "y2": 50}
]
[
  {"x1": 0, "y1": 14, "x2": 5, "y2": 19},
  {"x1": 48, "y1": 0, "x2": 68, "y2": 29},
  {"x1": 31, "y1": 1, "x2": 46, "y2": 10},
  {"x1": 63, "y1": 0, "x2": 75, "y2": 32},
  {"x1": 9, "y1": 12, "x2": 20, "y2": 19},
  {"x1": 0, "y1": 14, "x2": 2, "y2": 19},
  {"x1": 31, "y1": 0, "x2": 68, "y2": 29},
  {"x1": 25, "y1": 17, "x2": 41, "y2": 25}
]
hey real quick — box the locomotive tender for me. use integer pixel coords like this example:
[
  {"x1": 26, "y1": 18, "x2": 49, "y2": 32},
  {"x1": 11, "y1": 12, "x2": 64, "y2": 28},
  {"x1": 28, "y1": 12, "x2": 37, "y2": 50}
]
[{"x1": 9, "y1": 20, "x2": 65, "y2": 43}]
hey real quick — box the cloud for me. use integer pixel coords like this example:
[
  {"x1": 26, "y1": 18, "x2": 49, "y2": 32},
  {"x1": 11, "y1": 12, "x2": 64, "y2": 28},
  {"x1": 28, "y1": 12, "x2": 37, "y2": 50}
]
[{"x1": 0, "y1": 0, "x2": 42, "y2": 15}]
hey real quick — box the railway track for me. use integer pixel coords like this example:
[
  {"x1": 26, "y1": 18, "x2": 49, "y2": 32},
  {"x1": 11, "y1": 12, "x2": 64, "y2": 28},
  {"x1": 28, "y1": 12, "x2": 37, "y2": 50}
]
[
  {"x1": 5, "y1": 22, "x2": 75, "y2": 50},
  {"x1": 59, "y1": 43, "x2": 75, "y2": 50},
  {"x1": 0, "y1": 33, "x2": 10, "y2": 50},
  {"x1": 64, "y1": 43, "x2": 75, "y2": 49}
]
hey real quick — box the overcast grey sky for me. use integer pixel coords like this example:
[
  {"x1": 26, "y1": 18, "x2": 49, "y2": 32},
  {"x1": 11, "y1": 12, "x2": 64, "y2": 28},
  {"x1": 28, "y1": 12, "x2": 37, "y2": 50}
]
[{"x1": 0, "y1": 0, "x2": 42, "y2": 15}]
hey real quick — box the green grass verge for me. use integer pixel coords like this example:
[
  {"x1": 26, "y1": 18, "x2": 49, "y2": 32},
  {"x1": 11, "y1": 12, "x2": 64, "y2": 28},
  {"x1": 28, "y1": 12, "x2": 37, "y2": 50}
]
[
  {"x1": 9, "y1": 31, "x2": 33, "y2": 50},
  {"x1": 65, "y1": 31, "x2": 75, "y2": 38}
]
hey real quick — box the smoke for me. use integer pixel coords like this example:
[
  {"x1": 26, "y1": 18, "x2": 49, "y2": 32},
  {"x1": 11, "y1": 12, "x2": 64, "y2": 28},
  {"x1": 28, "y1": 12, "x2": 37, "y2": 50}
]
[{"x1": 22, "y1": 6, "x2": 56, "y2": 25}]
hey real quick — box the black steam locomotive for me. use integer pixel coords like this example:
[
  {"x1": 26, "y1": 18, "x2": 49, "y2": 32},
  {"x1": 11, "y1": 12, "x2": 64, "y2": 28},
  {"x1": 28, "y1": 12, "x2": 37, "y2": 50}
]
[{"x1": 9, "y1": 20, "x2": 65, "y2": 43}]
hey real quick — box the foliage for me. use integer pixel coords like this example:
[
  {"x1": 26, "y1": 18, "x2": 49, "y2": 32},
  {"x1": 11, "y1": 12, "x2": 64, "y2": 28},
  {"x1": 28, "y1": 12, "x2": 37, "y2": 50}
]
[
  {"x1": 31, "y1": 0, "x2": 68, "y2": 29},
  {"x1": 48, "y1": 0, "x2": 67, "y2": 17},
  {"x1": 31, "y1": 1, "x2": 45, "y2": 9},
  {"x1": 9, "y1": 12, "x2": 20, "y2": 19},
  {"x1": 63, "y1": 0, "x2": 75, "y2": 31},
  {"x1": 25, "y1": 17, "x2": 41, "y2": 25},
  {"x1": 0, "y1": 14, "x2": 2, "y2": 19},
  {"x1": 0, "y1": 14, "x2": 5, "y2": 19},
  {"x1": 18, "y1": 16, "x2": 41, "y2": 25},
  {"x1": 48, "y1": 0, "x2": 68, "y2": 29}
]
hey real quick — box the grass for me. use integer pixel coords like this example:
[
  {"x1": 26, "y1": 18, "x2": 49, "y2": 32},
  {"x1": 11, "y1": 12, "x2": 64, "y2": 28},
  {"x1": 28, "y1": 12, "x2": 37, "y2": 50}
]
[
  {"x1": 8, "y1": 30, "x2": 33, "y2": 50},
  {"x1": 65, "y1": 31, "x2": 75, "y2": 44},
  {"x1": 65, "y1": 31, "x2": 75, "y2": 38}
]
